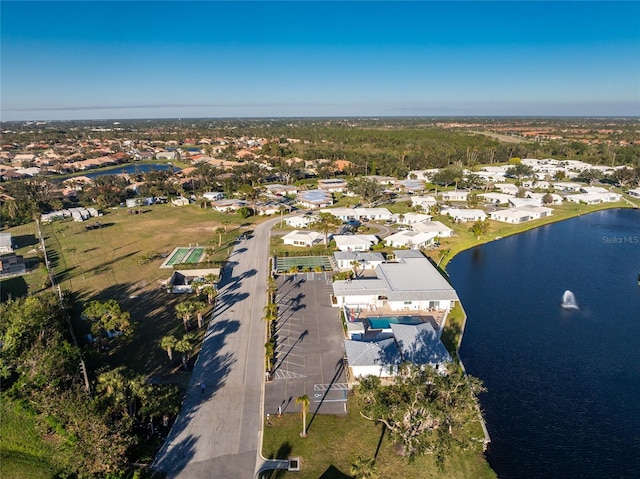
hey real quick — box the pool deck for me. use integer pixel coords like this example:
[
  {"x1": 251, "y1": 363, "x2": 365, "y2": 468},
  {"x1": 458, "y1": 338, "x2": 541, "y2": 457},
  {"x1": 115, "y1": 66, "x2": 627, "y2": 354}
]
[{"x1": 346, "y1": 305, "x2": 446, "y2": 341}]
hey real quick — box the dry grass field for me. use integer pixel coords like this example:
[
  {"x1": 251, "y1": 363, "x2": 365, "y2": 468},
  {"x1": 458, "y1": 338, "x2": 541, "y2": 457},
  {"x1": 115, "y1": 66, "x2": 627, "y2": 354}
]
[{"x1": 25, "y1": 203, "x2": 257, "y2": 377}]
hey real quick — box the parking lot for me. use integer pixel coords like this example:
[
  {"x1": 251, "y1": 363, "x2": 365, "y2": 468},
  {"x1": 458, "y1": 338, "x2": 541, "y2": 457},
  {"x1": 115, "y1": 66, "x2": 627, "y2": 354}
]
[{"x1": 264, "y1": 271, "x2": 349, "y2": 418}]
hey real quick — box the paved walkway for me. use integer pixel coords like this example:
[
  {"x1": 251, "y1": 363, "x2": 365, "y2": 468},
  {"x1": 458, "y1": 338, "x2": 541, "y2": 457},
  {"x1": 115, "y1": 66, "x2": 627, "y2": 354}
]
[{"x1": 153, "y1": 218, "x2": 280, "y2": 479}]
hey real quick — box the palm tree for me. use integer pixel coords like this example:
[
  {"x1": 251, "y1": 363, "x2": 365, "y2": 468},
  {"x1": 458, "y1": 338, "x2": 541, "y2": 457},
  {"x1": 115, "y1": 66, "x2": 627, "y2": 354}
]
[
  {"x1": 174, "y1": 333, "x2": 196, "y2": 371},
  {"x1": 202, "y1": 284, "x2": 217, "y2": 306},
  {"x1": 350, "y1": 260, "x2": 362, "y2": 278},
  {"x1": 192, "y1": 300, "x2": 208, "y2": 329},
  {"x1": 160, "y1": 335, "x2": 177, "y2": 361},
  {"x1": 350, "y1": 456, "x2": 378, "y2": 479},
  {"x1": 215, "y1": 227, "x2": 225, "y2": 246},
  {"x1": 190, "y1": 277, "x2": 205, "y2": 296},
  {"x1": 295, "y1": 394, "x2": 310, "y2": 438},
  {"x1": 267, "y1": 276, "x2": 278, "y2": 303},
  {"x1": 221, "y1": 218, "x2": 231, "y2": 233},
  {"x1": 175, "y1": 300, "x2": 195, "y2": 331},
  {"x1": 265, "y1": 339, "x2": 275, "y2": 373}
]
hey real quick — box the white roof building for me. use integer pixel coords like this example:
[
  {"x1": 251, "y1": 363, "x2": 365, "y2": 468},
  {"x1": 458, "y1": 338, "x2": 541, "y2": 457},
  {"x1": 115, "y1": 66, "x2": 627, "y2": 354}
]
[
  {"x1": 282, "y1": 230, "x2": 325, "y2": 247},
  {"x1": 628, "y1": 187, "x2": 640, "y2": 198},
  {"x1": 0, "y1": 232, "x2": 13, "y2": 253},
  {"x1": 565, "y1": 192, "x2": 621, "y2": 204},
  {"x1": 320, "y1": 207, "x2": 392, "y2": 221},
  {"x1": 317, "y1": 178, "x2": 348, "y2": 192},
  {"x1": 385, "y1": 231, "x2": 439, "y2": 249},
  {"x1": 333, "y1": 251, "x2": 385, "y2": 271},
  {"x1": 493, "y1": 183, "x2": 520, "y2": 195},
  {"x1": 440, "y1": 190, "x2": 468, "y2": 202},
  {"x1": 391, "y1": 212, "x2": 432, "y2": 224},
  {"x1": 411, "y1": 195, "x2": 438, "y2": 209},
  {"x1": 332, "y1": 250, "x2": 459, "y2": 312},
  {"x1": 411, "y1": 220, "x2": 454, "y2": 238},
  {"x1": 296, "y1": 189, "x2": 333, "y2": 209},
  {"x1": 333, "y1": 234, "x2": 379, "y2": 252},
  {"x1": 445, "y1": 208, "x2": 487, "y2": 223},
  {"x1": 489, "y1": 205, "x2": 553, "y2": 224},
  {"x1": 480, "y1": 192, "x2": 513, "y2": 205},
  {"x1": 285, "y1": 215, "x2": 317, "y2": 229}
]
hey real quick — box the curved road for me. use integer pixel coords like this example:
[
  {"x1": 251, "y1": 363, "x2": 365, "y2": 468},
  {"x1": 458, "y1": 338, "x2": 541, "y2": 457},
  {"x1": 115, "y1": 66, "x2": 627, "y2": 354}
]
[{"x1": 153, "y1": 216, "x2": 281, "y2": 478}]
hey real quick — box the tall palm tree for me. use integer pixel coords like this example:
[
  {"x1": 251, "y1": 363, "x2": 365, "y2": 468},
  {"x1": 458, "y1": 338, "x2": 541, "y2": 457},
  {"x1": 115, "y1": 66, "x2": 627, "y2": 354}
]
[
  {"x1": 160, "y1": 335, "x2": 177, "y2": 361},
  {"x1": 192, "y1": 300, "x2": 208, "y2": 329},
  {"x1": 215, "y1": 226, "x2": 225, "y2": 246},
  {"x1": 295, "y1": 394, "x2": 310, "y2": 438},
  {"x1": 175, "y1": 300, "x2": 195, "y2": 331},
  {"x1": 174, "y1": 333, "x2": 196, "y2": 371}
]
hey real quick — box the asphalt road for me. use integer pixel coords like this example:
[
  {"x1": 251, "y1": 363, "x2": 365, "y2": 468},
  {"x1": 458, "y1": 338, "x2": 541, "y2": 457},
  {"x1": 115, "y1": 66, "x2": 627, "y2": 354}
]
[{"x1": 153, "y1": 217, "x2": 280, "y2": 479}]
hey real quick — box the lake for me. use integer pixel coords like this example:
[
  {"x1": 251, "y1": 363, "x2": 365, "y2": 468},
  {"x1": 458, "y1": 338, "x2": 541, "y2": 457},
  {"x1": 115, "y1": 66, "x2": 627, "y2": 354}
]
[
  {"x1": 81, "y1": 163, "x2": 178, "y2": 178},
  {"x1": 447, "y1": 208, "x2": 640, "y2": 479}
]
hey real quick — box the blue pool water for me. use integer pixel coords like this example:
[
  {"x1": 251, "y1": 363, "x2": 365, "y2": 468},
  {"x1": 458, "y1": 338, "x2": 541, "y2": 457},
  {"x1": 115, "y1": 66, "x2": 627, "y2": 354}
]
[{"x1": 368, "y1": 316, "x2": 424, "y2": 329}]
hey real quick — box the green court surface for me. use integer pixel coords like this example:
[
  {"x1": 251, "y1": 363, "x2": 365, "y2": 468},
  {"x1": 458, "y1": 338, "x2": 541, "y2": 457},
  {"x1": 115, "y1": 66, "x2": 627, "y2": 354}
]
[
  {"x1": 161, "y1": 246, "x2": 205, "y2": 268},
  {"x1": 274, "y1": 256, "x2": 333, "y2": 273}
]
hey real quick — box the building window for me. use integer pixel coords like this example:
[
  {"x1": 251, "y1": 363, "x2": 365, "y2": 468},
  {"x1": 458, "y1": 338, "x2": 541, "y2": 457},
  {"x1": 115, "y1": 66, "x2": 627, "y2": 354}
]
[{"x1": 403, "y1": 301, "x2": 412, "y2": 305}]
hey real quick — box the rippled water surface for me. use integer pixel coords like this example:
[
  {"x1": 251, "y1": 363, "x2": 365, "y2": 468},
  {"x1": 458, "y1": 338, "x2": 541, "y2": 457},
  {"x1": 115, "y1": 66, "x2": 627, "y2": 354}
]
[{"x1": 448, "y1": 209, "x2": 640, "y2": 479}]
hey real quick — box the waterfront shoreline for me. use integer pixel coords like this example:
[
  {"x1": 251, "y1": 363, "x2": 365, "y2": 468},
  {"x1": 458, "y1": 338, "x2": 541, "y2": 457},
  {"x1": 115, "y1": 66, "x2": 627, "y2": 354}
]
[{"x1": 446, "y1": 206, "x2": 640, "y2": 479}]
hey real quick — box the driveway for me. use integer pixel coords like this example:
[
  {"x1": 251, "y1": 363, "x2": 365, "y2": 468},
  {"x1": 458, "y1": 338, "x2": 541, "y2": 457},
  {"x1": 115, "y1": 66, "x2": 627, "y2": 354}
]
[{"x1": 153, "y1": 217, "x2": 280, "y2": 479}]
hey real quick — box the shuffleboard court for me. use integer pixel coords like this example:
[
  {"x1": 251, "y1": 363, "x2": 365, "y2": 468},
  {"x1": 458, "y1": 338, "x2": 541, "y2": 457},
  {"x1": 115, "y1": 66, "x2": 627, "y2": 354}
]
[
  {"x1": 186, "y1": 247, "x2": 205, "y2": 264},
  {"x1": 161, "y1": 246, "x2": 205, "y2": 268}
]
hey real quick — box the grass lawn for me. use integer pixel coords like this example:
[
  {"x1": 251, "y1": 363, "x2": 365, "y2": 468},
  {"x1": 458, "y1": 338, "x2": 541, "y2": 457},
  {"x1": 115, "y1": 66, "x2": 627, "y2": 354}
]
[
  {"x1": 0, "y1": 398, "x2": 63, "y2": 479},
  {"x1": 6, "y1": 204, "x2": 254, "y2": 377},
  {"x1": 261, "y1": 394, "x2": 496, "y2": 479}
]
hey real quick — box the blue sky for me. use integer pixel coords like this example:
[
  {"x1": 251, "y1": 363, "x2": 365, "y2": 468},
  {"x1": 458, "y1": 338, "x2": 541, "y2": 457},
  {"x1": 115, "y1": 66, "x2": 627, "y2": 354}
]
[{"x1": 2, "y1": 1, "x2": 639, "y2": 120}]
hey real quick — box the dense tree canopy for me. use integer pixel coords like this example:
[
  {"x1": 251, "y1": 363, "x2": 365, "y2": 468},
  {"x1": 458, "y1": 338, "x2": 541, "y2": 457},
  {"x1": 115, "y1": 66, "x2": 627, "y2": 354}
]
[{"x1": 357, "y1": 364, "x2": 486, "y2": 466}]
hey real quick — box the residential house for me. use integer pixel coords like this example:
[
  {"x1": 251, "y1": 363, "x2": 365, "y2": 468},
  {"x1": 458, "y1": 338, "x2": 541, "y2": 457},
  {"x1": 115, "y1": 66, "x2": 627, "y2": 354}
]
[
  {"x1": 264, "y1": 184, "x2": 299, "y2": 197},
  {"x1": 0, "y1": 232, "x2": 14, "y2": 253},
  {"x1": 480, "y1": 192, "x2": 513, "y2": 205},
  {"x1": 333, "y1": 235, "x2": 379, "y2": 252},
  {"x1": 317, "y1": 178, "x2": 348, "y2": 193},
  {"x1": 333, "y1": 251, "x2": 385, "y2": 272},
  {"x1": 391, "y1": 322, "x2": 452, "y2": 371},
  {"x1": 445, "y1": 208, "x2": 487, "y2": 222},
  {"x1": 628, "y1": 187, "x2": 640, "y2": 198},
  {"x1": 211, "y1": 199, "x2": 248, "y2": 212},
  {"x1": 411, "y1": 195, "x2": 438, "y2": 209},
  {"x1": 391, "y1": 212, "x2": 432, "y2": 224},
  {"x1": 493, "y1": 183, "x2": 520, "y2": 195},
  {"x1": 384, "y1": 231, "x2": 439, "y2": 249},
  {"x1": 489, "y1": 205, "x2": 553, "y2": 224},
  {"x1": 343, "y1": 338, "x2": 401, "y2": 378},
  {"x1": 440, "y1": 190, "x2": 468, "y2": 202},
  {"x1": 320, "y1": 207, "x2": 393, "y2": 222},
  {"x1": 411, "y1": 220, "x2": 453, "y2": 238},
  {"x1": 0, "y1": 253, "x2": 26, "y2": 277},
  {"x1": 286, "y1": 215, "x2": 317, "y2": 229},
  {"x1": 282, "y1": 230, "x2": 325, "y2": 247},
  {"x1": 156, "y1": 151, "x2": 177, "y2": 160},
  {"x1": 526, "y1": 192, "x2": 563, "y2": 206},
  {"x1": 565, "y1": 192, "x2": 621, "y2": 204},
  {"x1": 398, "y1": 179, "x2": 426, "y2": 194},
  {"x1": 203, "y1": 192, "x2": 224, "y2": 201},
  {"x1": 553, "y1": 182, "x2": 583, "y2": 192},
  {"x1": 296, "y1": 190, "x2": 333, "y2": 209}
]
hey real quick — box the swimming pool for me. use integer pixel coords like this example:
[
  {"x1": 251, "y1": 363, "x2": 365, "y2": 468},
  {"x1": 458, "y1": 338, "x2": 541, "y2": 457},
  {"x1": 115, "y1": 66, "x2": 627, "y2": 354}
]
[{"x1": 367, "y1": 316, "x2": 424, "y2": 329}]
